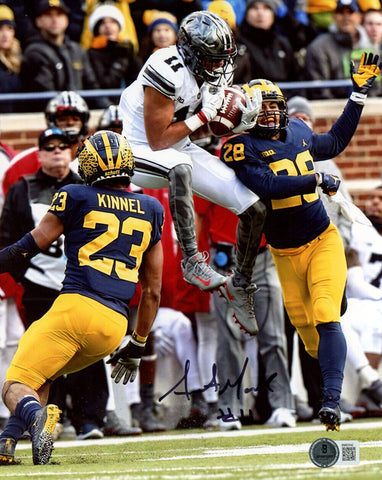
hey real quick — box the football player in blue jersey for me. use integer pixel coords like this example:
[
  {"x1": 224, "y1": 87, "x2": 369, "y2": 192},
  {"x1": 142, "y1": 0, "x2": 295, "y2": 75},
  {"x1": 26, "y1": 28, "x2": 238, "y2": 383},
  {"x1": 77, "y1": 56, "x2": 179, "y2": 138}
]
[
  {"x1": 0, "y1": 131, "x2": 164, "y2": 465},
  {"x1": 219, "y1": 52, "x2": 381, "y2": 431}
]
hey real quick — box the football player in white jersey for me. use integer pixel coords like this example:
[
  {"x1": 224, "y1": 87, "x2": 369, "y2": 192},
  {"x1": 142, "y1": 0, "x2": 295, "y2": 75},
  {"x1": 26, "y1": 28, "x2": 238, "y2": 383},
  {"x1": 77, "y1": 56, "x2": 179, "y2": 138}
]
[{"x1": 119, "y1": 11, "x2": 265, "y2": 335}]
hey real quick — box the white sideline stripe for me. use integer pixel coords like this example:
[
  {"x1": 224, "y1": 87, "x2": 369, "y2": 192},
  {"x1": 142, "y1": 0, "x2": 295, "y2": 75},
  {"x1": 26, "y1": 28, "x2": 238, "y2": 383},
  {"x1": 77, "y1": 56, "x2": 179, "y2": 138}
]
[
  {"x1": 146, "y1": 440, "x2": 382, "y2": 461},
  {"x1": 14, "y1": 419, "x2": 382, "y2": 451}
]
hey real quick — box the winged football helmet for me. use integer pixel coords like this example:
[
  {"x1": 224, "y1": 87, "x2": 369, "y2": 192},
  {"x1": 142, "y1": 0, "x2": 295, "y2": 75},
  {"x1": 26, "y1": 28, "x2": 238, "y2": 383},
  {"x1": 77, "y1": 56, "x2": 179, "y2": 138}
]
[
  {"x1": 177, "y1": 11, "x2": 236, "y2": 86},
  {"x1": 243, "y1": 79, "x2": 289, "y2": 139},
  {"x1": 45, "y1": 91, "x2": 90, "y2": 143},
  {"x1": 78, "y1": 131, "x2": 135, "y2": 186}
]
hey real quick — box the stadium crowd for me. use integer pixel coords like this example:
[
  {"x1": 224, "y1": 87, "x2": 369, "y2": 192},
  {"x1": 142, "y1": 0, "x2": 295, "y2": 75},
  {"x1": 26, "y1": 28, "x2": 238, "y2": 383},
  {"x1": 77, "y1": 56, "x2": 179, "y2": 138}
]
[{"x1": 1, "y1": 0, "x2": 382, "y2": 463}]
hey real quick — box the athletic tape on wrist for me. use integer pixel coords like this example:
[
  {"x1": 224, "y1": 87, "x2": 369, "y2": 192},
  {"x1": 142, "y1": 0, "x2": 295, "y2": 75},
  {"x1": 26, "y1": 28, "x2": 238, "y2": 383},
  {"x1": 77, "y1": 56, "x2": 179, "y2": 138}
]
[
  {"x1": 184, "y1": 114, "x2": 205, "y2": 132},
  {"x1": 350, "y1": 92, "x2": 367, "y2": 105}
]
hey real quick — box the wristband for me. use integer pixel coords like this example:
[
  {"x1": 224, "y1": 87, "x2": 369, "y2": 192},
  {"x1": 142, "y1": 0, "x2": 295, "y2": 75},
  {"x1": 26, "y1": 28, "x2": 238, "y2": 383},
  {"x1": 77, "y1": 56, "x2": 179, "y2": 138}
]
[
  {"x1": 132, "y1": 331, "x2": 148, "y2": 344},
  {"x1": 350, "y1": 92, "x2": 367, "y2": 105},
  {"x1": 316, "y1": 172, "x2": 322, "y2": 185},
  {"x1": 184, "y1": 114, "x2": 205, "y2": 132}
]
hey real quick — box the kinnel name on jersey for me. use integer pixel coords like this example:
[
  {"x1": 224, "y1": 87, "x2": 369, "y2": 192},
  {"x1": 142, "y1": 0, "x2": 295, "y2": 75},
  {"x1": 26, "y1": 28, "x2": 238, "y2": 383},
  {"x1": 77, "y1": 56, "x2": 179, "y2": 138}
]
[{"x1": 97, "y1": 193, "x2": 145, "y2": 214}]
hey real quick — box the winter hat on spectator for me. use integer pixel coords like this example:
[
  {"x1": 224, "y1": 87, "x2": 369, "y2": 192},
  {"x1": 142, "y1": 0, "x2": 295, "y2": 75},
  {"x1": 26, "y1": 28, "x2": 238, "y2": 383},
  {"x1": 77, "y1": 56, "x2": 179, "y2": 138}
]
[
  {"x1": 246, "y1": 0, "x2": 281, "y2": 14},
  {"x1": 0, "y1": 4, "x2": 16, "y2": 28},
  {"x1": 335, "y1": 0, "x2": 359, "y2": 12},
  {"x1": 88, "y1": 4, "x2": 125, "y2": 36},
  {"x1": 34, "y1": 0, "x2": 69, "y2": 19},
  {"x1": 208, "y1": 1, "x2": 237, "y2": 30},
  {"x1": 38, "y1": 128, "x2": 70, "y2": 149},
  {"x1": 287, "y1": 96, "x2": 315, "y2": 123},
  {"x1": 144, "y1": 10, "x2": 178, "y2": 34}
]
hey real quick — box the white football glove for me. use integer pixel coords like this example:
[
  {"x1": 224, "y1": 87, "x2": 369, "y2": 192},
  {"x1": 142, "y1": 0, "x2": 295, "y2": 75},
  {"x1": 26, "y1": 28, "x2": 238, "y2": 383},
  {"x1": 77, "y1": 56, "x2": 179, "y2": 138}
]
[
  {"x1": 232, "y1": 88, "x2": 262, "y2": 134},
  {"x1": 199, "y1": 82, "x2": 225, "y2": 122}
]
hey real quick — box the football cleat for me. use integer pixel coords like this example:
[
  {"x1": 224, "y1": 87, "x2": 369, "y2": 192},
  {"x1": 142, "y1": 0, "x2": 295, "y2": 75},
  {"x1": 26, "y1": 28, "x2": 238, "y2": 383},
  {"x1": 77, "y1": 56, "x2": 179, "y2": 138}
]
[
  {"x1": 0, "y1": 437, "x2": 17, "y2": 465},
  {"x1": 265, "y1": 408, "x2": 296, "y2": 428},
  {"x1": 181, "y1": 252, "x2": 226, "y2": 291},
  {"x1": 30, "y1": 404, "x2": 61, "y2": 465},
  {"x1": 318, "y1": 406, "x2": 341, "y2": 431},
  {"x1": 219, "y1": 275, "x2": 259, "y2": 335}
]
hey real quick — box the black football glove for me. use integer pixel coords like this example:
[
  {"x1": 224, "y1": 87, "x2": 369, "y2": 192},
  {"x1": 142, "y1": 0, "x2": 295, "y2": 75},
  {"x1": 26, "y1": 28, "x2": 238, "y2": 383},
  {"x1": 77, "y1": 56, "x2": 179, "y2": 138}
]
[
  {"x1": 107, "y1": 336, "x2": 146, "y2": 384},
  {"x1": 316, "y1": 172, "x2": 341, "y2": 196},
  {"x1": 351, "y1": 52, "x2": 381, "y2": 102}
]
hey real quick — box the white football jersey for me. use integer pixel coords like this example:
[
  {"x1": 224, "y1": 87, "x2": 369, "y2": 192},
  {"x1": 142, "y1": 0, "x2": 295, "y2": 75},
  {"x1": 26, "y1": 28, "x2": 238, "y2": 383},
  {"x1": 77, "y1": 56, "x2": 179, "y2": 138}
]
[{"x1": 120, "y1": 45, "x2": 201, "y2": 147}]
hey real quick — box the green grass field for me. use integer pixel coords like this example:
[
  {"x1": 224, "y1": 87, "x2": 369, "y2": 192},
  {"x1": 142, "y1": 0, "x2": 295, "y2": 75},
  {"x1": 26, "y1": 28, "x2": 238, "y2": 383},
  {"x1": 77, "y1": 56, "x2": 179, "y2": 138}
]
[{"x1": 1, "y1": 419, "x2": 382, "y2": 480}]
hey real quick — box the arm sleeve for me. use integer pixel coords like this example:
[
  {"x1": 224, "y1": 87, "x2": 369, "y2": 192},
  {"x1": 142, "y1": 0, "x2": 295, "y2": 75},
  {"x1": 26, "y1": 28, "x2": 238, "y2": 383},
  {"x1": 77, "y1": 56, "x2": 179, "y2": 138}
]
[{"x1": 311, "y1": 100, "x2": 363, "y2": 161}]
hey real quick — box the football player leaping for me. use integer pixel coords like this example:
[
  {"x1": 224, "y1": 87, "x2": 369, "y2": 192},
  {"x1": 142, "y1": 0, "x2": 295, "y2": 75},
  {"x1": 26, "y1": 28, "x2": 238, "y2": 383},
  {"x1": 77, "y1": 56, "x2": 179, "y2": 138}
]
[
  {"x1": 119, "y1": 11, "x2": 265, "y2": 336},
  {"x1": 219, "y1": 52, "x2": 381, "y2": 431}
]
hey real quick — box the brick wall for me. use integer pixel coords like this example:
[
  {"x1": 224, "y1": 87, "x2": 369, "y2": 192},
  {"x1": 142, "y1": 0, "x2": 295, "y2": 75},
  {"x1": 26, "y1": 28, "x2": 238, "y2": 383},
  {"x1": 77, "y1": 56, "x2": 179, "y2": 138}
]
[{"x1": 2, "y1": 99, "x2": 382, "y2": 210}]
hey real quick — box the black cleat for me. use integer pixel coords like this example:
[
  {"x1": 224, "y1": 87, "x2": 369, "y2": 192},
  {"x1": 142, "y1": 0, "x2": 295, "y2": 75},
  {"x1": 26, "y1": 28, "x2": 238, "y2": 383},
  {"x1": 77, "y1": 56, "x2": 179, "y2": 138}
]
[
  {"x1": 30, "y1": 404, "x2": 61, "y2": 465},
  {"x1": 0, "y1": 437, "x2": 17, "y2": 465},
  {"x1": 318, "y1": 406, "x2": 341, "y2": 431}
]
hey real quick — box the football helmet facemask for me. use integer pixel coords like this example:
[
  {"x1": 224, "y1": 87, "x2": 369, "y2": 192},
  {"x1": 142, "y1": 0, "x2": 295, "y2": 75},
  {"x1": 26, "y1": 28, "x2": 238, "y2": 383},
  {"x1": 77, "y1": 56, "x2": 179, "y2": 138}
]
[
  {"x1": 78, "y1": 131, "x2": 135, "y2": 187},
  {"x1": 97, "y1": 105, "x2": 123, "y2": 133},
  {"x1": 177, "y1": 11, "x2": 236, "y2": 86},
  {"x1": 243, "y1": 79, "x2": 289, "y2": 139},
  {"x1": 45, "y1": 91, "x2": 90, "y2": 143}
]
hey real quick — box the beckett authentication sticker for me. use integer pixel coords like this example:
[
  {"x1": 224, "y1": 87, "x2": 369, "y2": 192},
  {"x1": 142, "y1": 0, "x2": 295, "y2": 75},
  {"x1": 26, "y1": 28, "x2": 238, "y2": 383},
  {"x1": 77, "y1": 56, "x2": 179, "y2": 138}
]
[{"x1": 309, "y1": 438, "x2": 340, "y2": 468}]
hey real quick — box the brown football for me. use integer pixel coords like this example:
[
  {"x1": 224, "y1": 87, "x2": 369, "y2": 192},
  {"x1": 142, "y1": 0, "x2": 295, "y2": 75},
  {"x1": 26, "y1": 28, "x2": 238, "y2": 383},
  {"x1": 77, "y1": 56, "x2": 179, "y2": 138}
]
[{"x1": 208, "y1": 86, "x2": 246, "y2": 137}]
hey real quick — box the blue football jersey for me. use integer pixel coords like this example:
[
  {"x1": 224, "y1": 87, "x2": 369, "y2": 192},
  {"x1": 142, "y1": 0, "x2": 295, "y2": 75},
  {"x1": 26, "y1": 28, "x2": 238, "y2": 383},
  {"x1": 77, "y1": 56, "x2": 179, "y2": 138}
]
[
  {"x1": 221, "y1": 97, "x2": 363, "y2": 248},
  {"x1": 48, "y1": 184, "x2": 164, "y2": 316}
]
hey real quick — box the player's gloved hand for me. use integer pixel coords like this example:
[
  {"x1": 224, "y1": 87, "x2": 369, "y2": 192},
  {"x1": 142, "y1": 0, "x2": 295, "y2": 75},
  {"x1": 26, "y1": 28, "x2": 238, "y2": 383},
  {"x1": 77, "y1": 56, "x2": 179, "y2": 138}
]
[
  {"x1": 184, "y1": 82, "x2": 225, "y2": 132},
  {"x1": 232, "y1": 88, "x2": 262, "y2": 134},
  {"x1": 316, "y1": 172, "x2": 341, "y2": 196},
  {"x1": 107, "y1": 333, "x2": 146, "y2": 384},
  {"x1": 199, "y1": 82, "x2": 225, "y2": 122},
  {"x1": 350, "y1": 52, "x2": 381, "y2": 104}
]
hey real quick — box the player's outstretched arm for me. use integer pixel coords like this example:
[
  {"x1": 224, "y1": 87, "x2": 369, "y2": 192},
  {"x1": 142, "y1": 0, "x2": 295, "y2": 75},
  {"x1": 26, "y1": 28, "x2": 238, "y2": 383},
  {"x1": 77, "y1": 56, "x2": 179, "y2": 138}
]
[
  {"x1": 350, "y1": 51, "x2": 381, "y2": 105},
  {"x1": 0, "y1": 212, "x2": 63, "y2": 275},
  {"x1": 107, "y1": 240, "x2": 163, "y2": 384}
]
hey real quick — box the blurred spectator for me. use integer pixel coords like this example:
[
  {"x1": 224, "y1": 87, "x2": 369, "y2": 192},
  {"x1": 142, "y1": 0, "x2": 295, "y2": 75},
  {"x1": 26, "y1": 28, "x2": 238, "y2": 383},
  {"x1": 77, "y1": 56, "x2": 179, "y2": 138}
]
[
  {"x1": 81, "y1": 0, "x2": 139, "y2": 53},
  {"x1": 139, "y1": 10, "x2": 178, "y2": 63},
  {"x1": 87, "y1": 3, "x2": 142, "y2": 99},
  {"x1": 363, "y1": 8, "x2": 382, "y2": 95},
  {"x1": 363, "y1": 8, "x2": 382, "y2": 52},
  {"x1": 0, "y1": 4, "x2": 22, "y2": 113},
  {"x1": 234, "y1": 1, "x2": 302, "y2": 89},
  {"x1": 304, "y1": 0, "x2": 374, "y2": 99},
  {"x1": 19, "y1": 0, "x2": 108, "y2": 110}
]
